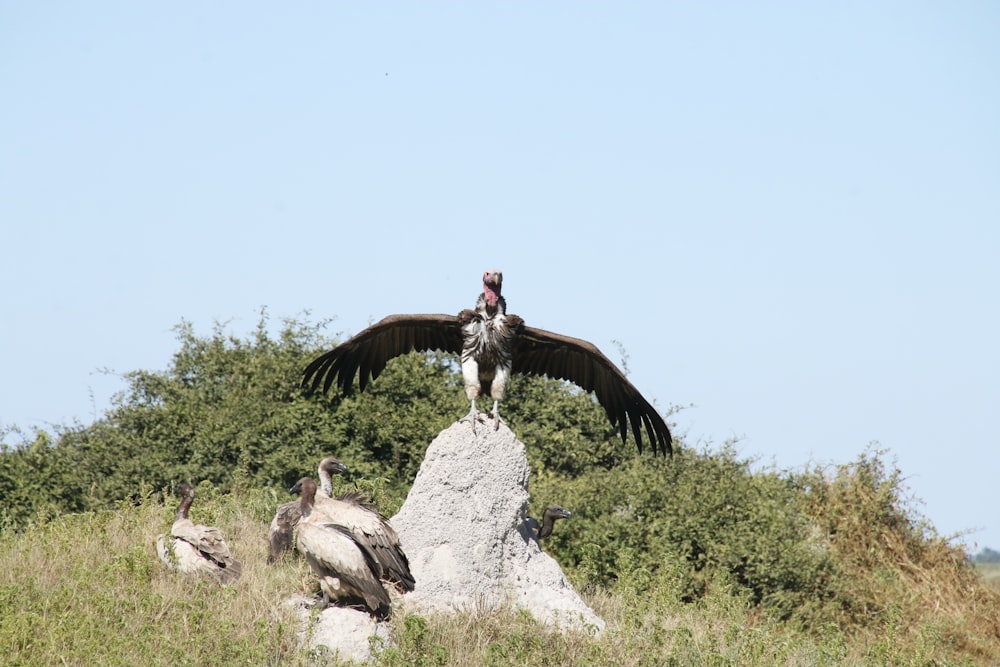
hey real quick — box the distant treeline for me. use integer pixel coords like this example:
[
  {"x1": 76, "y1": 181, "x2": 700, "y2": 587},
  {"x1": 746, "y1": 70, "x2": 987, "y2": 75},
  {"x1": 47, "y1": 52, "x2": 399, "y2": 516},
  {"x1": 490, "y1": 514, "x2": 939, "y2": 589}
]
[{"x1": 973, "y1": 548, "x2": 1000, "y2": 563}]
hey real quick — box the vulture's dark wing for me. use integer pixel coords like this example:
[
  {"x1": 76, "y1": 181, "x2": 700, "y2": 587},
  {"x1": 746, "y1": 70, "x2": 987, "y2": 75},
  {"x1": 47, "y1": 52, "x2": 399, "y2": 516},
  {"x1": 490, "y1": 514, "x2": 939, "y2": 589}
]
[
  {"x1": 303, "y1": 313, "x2": 463, "y2": 395},
  {"x1": 512, "y1": 326, "x2": 672, "y2": 456},
  {"x1": 267, "y1": 500, "x2": 302, "y2": 564}
]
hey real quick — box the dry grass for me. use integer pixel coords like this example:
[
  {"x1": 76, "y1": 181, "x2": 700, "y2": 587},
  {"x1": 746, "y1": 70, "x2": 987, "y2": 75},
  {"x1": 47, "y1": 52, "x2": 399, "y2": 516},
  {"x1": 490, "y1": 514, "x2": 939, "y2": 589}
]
[
  {"x1": 368, "y1": 583, "x2": 879, "y2": 667},
  {"x1": 976, "y1": 563, "x2": 1000, "y2": 592},
  {"x1": 4, "y1": 482, "x2": 1000, "y2": 666},
  {"x1": 0, "y1": 487, "x2": 315, "y2": 666},
  {"x1": 792, "y1": 452, "x2": 1000, "y2": 666}
]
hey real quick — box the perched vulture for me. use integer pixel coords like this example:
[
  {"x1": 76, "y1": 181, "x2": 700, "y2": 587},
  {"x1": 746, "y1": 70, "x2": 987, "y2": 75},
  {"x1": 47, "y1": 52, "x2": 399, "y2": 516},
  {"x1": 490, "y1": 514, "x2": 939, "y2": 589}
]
[
  {"x1": 528, "y1": 505, "x2": 573, "y2": 540},
  {"x1": 268, "y1": 457, "x2": 415, "y2": 594},
  {"x1": 313, "y1": 457, "x2": 414, "y2": 592},
  {"x1": 293, "y1": 476, "x2": 392, "y2": 618},
  {"x1": 303, "y1": 270, "x2": 672, "y2": 456},
  {"x1": 156, "y1": 482, "x2": 242, "y2": 583}
]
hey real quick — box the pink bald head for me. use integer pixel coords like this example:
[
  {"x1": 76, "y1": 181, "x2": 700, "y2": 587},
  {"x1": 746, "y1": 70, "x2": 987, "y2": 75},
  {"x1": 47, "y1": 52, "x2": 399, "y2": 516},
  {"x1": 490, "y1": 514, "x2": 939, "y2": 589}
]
[{"x1": 482, "y1": 269, "x2": 503, "y2": 307}]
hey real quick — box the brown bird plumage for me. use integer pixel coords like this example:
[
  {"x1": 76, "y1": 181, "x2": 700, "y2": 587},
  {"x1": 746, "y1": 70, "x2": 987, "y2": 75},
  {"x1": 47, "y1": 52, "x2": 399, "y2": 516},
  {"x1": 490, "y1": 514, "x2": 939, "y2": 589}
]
[
  {"x1": 267, "y1": 497, "x2": 301, "y2": 564},
  {"x1": 303, "y1": 270, "x2": 672, "y2": 456},
  {"x1": 534, "y1": 505, "x2": 573, "y2": 539}
]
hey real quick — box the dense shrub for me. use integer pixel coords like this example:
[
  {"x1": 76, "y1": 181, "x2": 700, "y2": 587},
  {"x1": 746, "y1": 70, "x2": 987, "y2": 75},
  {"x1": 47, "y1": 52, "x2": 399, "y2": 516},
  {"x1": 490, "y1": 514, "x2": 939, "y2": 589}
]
[
  {"x1": 1, "y1": 315, "x2": 460, "y2": 522},
  {"x1": 530, "y1": 445, "x2": 835, "y2": 621}
]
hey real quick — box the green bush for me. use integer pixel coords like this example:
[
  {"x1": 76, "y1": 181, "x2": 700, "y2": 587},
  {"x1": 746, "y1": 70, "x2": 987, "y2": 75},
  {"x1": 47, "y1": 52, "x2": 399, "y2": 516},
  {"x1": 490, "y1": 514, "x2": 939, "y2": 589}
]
[{"x1": 531, "y1": 444, "x2": 834, "y2": 622}]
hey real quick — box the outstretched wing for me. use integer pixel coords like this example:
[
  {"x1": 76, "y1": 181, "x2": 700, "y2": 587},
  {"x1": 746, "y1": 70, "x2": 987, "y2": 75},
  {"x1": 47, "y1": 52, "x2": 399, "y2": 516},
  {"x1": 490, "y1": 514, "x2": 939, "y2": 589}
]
[
  {"x1": 512, "y1": 325, "x2": 672, "y2": 456},
  {"x1": 303, "y1": 313, "x2": 464, "y2": 395}
]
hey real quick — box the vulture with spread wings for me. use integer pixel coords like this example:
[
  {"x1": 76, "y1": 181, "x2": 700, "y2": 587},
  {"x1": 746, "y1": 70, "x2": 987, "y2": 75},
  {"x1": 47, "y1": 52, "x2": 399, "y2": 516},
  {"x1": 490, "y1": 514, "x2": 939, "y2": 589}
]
[{"x1": 303, "y1": 270, "x2": 672, "y2": 456}]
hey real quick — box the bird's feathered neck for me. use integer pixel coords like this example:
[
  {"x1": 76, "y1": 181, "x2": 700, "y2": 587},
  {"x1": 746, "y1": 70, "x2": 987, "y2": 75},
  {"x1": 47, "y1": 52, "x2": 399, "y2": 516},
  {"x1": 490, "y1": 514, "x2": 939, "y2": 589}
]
[
  {"x1": 298, "y1": 478, "x2": 317, "y2": 517},
  {"x1": 176, "y1": 492, "x2": 194, "y2": 521}
]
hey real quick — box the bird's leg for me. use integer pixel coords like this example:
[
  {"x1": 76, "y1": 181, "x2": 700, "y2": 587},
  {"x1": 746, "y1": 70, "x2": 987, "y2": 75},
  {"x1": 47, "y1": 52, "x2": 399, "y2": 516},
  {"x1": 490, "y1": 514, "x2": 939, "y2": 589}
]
[
  {"x1": 460, "y1": 400, "x2": 479, "y2": 434},
  {"x1": 489, "y1": 367, "x2": 509, "y2": 431},
  {"x1": 460, "y1": 358, "x2": 481, "y2": 434}
]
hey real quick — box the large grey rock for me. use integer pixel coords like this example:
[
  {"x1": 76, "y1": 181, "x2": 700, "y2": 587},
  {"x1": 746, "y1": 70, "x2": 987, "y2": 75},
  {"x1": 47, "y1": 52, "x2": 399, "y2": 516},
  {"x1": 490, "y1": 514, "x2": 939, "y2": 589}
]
[{"x1": 391, "y1": 420, "x2": 605, "y2": 634}]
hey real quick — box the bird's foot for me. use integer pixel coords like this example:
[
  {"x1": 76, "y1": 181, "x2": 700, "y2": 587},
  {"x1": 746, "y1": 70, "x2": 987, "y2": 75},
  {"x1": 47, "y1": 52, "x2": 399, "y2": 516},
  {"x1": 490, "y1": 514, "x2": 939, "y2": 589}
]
[
  {"x1": 310, "y1": 593, "x2": 330, "y2": 611},
  {"x1": 459, "y1": 405, "x2": 479, "y2": 434},
  {"x1": 491, "y1": 400, "x2": 502, "y2": 430}
]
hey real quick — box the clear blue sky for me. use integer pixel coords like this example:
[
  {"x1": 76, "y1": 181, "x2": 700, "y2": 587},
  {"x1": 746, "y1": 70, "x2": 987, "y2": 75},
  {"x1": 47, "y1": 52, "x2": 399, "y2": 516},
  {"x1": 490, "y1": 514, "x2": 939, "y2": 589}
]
[{"x1": 2, "y1": 3, "x2": 998, "y2": 551}]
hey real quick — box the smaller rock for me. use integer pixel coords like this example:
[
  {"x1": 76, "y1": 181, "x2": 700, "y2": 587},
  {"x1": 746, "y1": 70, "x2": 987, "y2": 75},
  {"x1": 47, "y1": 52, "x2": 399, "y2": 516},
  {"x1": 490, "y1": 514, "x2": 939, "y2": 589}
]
[{"x1": 288, "y1": 594, "x2": 391, "y2": 663}]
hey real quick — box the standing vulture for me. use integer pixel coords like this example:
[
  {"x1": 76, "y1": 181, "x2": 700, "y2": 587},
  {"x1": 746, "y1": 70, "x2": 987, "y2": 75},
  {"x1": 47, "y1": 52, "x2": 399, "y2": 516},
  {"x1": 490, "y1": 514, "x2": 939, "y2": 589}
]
[
  {"x1": 303, "y1": 270, "x2": 672, "y2": 456},
  {"x1": 268, "y1": 457, "x2": 415, "y2": 594},
  {"x1": 312, "y1": 457, "x2": 414, "y2": 592},
  {"x1": 293, "y1": 476, "x2": 392, "y2": 618},
  {"x1": 156, "y1": 482, "x2": 243, "y2": 583}
]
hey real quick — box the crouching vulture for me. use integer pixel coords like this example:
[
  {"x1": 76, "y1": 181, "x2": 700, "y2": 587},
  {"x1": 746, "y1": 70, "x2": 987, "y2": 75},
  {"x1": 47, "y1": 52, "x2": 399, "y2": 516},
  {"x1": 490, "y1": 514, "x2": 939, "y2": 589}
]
[
  {"x1": 268, "y1": 457, "x2": 414, "y2": 594},
  {"x1": 303, "y1": 270, "x2": 672, "y2": 456},
  {"x1": 156, "y1": 482, "x2": 242, "y2": 583},
  {"x1": 293, "y1": 476, "x2": 392, "y2": 618}
]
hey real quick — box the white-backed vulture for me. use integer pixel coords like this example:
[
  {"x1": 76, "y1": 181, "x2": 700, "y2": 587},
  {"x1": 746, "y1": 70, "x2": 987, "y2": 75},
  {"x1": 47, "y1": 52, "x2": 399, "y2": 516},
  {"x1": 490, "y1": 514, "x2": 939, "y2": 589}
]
[
  {"x1": 309, "y1": 457, "x2": 414, "y2": 592},
  {"x1": 156, "y1": 482, "x2": 242, "y2": 583},
  {"x1": 267, "y1": 458, "x2": 415, "y2": 594},
  {"x1": 303, "y1": 270, "x2": 672, "y2": 456},
  {"x1": 267, "y1": 458, "x2": 351, "y2": 564},
  {"x1": 293, "y1": 476, "x2": 392, "y2": 618}
]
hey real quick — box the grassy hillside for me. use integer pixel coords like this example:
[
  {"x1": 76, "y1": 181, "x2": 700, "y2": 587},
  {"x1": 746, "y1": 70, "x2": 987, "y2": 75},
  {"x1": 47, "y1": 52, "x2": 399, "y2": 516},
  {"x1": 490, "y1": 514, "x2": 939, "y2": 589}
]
[
  {"x1": 3, "y1": 482, "x2": 1000, "y2": 667},
  {"x1": 3, "y1": 319, "x2": 1000, "y2": 665}
]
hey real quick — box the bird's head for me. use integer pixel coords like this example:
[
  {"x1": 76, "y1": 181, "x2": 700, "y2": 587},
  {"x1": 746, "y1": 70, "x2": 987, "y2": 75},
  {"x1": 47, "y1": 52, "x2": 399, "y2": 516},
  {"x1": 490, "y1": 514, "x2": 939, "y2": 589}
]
[
  {"x1": 289, "y1": 477, "x2": 316, "y2": 498},
  {"x1": 544, "y1": 505, "x2": 572, "y2": 521},
  {"x1": 482, "y1": 269, "x2": 503, "y2": 306},
  {"x1": 319, "y1": 456, "x2": 349, "y2": 477}
]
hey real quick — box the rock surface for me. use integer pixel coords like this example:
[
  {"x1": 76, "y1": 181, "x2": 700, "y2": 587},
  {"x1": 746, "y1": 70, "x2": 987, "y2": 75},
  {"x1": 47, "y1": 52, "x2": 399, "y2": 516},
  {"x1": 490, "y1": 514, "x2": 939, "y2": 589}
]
[
  {"x1": 391, "y1": 420, "x2": 605, "y2": 633},
  {"x1": 290, "y1": 594, "x2": 391, "y2": 664}
]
